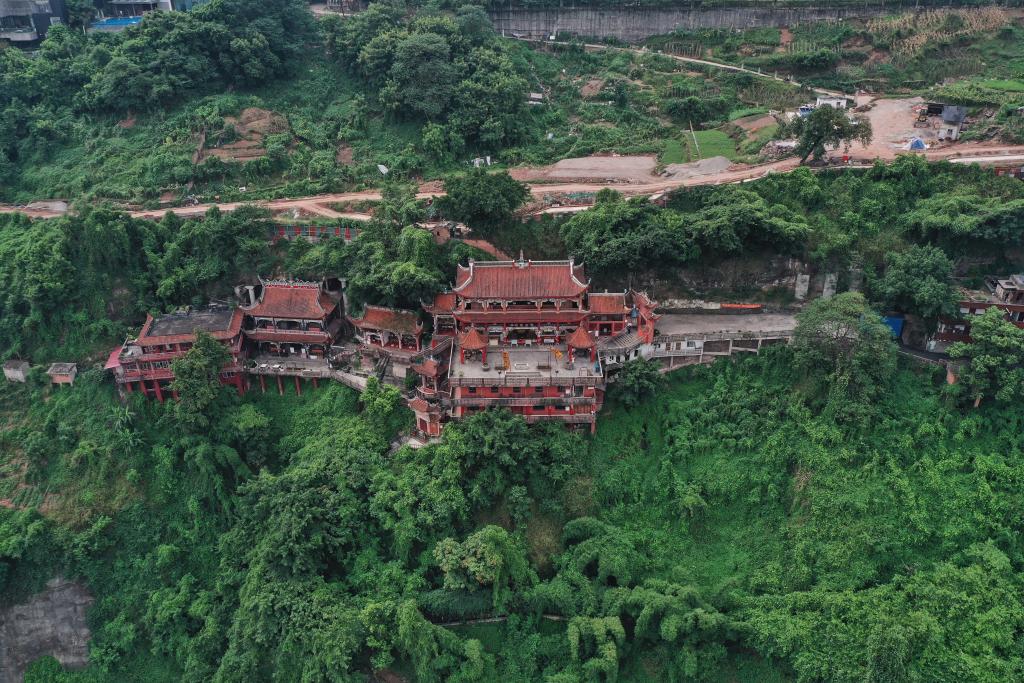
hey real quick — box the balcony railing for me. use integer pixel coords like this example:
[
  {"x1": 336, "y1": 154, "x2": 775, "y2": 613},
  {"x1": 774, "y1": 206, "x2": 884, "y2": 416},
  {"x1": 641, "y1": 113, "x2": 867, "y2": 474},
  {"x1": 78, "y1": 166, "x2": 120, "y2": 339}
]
[
  {"x1": 450, "y1": 374, "x2": 602, "y2": 388},
  {"x1": 453, "y1": 396, "x2": 596, "y2": 407},
  {"x1": 523, "y1": 413, "x2": 595, "y2": 424}
]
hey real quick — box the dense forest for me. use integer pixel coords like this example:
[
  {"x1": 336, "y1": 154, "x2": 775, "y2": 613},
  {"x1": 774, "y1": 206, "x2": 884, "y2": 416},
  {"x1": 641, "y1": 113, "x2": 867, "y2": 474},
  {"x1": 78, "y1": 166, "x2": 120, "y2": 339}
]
[
  {"x1": 4, "y1": 295, "x2": 1024, "y2": 681},
  {"x1": 3, "y1": 0, "x2": 1024, "y2": 681}
]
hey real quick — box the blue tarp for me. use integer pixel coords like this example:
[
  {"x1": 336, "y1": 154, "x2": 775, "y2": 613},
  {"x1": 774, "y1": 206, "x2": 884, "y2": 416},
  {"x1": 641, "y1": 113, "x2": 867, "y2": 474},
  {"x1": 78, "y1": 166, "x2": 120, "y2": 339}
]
[
  {"x1": 908, "y1": 137, "x2": 927, "y2": 150},
  {"x1": 882, "y1": 316, "x2": 905, "y2": 338}
]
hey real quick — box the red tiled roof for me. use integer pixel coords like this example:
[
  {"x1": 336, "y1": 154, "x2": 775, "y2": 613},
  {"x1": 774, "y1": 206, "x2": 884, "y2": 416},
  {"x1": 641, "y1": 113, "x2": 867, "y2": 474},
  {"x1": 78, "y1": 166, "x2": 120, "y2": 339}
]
[
  {"x1": 454, "y1": 259, "x2": 588, "y2": 299},
  {"x1": 566, "y1": 326, "x2": 596, "y2": 348},
  {"x1": 408, "y1": 397, "x2": 439, "y2": 413},
  {"x1": 458, "y1": 327, "x2": 489, "y2": 350},
  {"x1": 426, "y1": 292, "x2": 457, "y2": 314},
  {"x1": 104, "y1": 348, "x2": 122, "y2": 370},
  {"x1": 412, "y1": 359, "x2": 440, "y2": 376},
  {"x1": 138, "y1": 309, "x2": 244, "y2": 345},
  {"x1": 348, "y1": 305, "x2": 423, "y2": 335},
  {"x1": 246, "y1": 282, "x2": 336, "y2": 320},
  {"x1": 588, "y1": 293, "x2": 628, "y2": 314}
]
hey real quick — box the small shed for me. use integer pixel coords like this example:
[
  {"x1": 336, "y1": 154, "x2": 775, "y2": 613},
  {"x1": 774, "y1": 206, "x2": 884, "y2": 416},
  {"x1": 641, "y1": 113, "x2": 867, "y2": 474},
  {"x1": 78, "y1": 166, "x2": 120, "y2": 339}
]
[
  {"x1": 816, "y1": 96, "x2": 847, "y2": 109},
  {"x1": 3, "y1": 360, "x2": 30, "y2": 383},
  {"x1": 47, "y1": 363, "x2": 78, "y2": 386}
]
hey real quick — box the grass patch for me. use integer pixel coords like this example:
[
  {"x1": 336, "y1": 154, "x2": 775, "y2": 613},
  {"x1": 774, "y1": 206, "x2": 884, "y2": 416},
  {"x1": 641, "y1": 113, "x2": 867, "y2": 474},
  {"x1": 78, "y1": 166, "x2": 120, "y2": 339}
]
[
  {"x1": 979, "y1": 78, "x2": 1024, "y2": 92},
  {"x1": 729, "y1": 107, "x2": 770, "y2": 121},
  {"x1": 661, "y1": 138, "x2": 686, "y2": 164},
  {"x1": 682, "y1": 129, "x2": 739, "y2": 161}
]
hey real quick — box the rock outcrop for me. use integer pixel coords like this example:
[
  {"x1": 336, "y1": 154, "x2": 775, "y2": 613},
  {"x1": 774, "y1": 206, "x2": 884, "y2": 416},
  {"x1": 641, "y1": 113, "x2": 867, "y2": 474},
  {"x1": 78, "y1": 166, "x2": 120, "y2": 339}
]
[{"x1": 0, "y1": 578, "x2": 93, "y2": 683}]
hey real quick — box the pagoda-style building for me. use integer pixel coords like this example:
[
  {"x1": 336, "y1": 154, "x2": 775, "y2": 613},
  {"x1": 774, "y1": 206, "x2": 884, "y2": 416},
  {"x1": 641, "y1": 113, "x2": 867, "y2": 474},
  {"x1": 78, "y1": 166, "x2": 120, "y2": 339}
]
[
  {"x1": 412, "y1": 256, "x2": 659, "y2": 437},
  {"x1": 107, "y1": 306, "x2": 246, "y2": 401},
  {"x1": 240, "y1": 279, "x2": 342, "y2": 360}
]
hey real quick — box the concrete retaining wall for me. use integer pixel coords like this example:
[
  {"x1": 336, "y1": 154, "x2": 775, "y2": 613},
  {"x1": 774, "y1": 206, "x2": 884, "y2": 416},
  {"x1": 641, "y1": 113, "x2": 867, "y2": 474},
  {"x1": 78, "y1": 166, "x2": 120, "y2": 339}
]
[{"x1": 490, "y1": 5, "x2": 959, "y2": 41}]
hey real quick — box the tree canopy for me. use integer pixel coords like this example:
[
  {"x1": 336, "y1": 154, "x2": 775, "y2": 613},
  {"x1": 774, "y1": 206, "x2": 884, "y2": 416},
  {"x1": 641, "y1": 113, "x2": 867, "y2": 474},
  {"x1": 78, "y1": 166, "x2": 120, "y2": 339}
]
[
  {"x1": 783, "y1": 104, "x2": 873, "y2": 163},
  {"x1": 949, "y1": 307, "x2": 1024, "y2": 405}
]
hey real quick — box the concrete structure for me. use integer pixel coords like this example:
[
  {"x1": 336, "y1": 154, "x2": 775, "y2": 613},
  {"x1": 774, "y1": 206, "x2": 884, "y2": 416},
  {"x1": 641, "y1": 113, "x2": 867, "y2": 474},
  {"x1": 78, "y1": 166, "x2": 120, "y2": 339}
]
[
  {"x1": 643, "y1": 313, "x2": 794, "y2": 370},
  {"x1": 489, "y1": 6, "x2": 903, "y2": 43},
  {"x1": 107, "y1": 306, "x2": 245, "y2": 400},
  {"x1": 2, "y1": 360, "x2": 29, "y2": 383},
  {"x1": 932, "y1": 275, "x2": 1024, "y2": 350},
  {"x1": 816, "y1": 96, "x2": 847, "y2": 109},
  {"x1": 938, "y1": 105, "x2": 968, "y2": 142},
  {"x1": 0, "y1": 0, "x2": 64, "y2": 43},
  {"x1": 46, "y1": 363, "x2": 76, "y2": 386}
]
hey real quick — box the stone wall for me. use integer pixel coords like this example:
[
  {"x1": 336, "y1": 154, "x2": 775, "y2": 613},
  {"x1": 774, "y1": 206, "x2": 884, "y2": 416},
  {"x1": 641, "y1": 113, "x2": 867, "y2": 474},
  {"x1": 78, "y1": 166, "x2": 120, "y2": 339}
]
[
  {"x1": 0, "y1": 578, "x2": 93, "y2": 683},
  {"x1": 491, "y1": 6, "x2": 919, "y2": 41}
]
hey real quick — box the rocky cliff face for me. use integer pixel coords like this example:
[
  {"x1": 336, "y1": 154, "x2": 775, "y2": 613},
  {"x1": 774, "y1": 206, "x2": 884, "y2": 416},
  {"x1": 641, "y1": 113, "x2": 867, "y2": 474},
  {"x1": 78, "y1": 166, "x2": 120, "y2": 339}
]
[{"x1": 0, "y1": 578, "x2": 93, "y2": 683}]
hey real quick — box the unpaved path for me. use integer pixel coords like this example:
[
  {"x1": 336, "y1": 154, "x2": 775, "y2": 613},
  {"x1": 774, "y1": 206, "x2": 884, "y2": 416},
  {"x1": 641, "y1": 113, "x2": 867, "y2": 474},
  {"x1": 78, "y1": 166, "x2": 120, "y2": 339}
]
[{"x1": 6, "y1": 146, "x2": 1024, "y2": 222}]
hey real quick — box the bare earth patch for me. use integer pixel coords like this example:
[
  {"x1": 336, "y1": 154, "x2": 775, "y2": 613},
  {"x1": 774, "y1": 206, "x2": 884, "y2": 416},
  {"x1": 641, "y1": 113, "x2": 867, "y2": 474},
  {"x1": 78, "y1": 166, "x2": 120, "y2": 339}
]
[
  {"x1": 336, "y1": 144, "x2": 354, "y2": 165},
  {"x1": 733, "y1": 114, "x2": 777, "y2": 134},
  {"x1": 511, "y1": 155, "x2": 659, "y2": 183},
  {"x1": 199, "y1": 107, "x2": 289, "y2": 163},
  {"x1": 580, "y1": 78, "x2": 605, "y2": 99}
]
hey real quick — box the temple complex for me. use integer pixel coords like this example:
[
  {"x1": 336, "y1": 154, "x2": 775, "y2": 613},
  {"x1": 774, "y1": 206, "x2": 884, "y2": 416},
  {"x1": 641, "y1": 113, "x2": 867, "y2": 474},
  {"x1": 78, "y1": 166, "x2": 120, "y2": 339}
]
[{"x1": 104, "y1": 258, "x2": 797, "y2": 437}]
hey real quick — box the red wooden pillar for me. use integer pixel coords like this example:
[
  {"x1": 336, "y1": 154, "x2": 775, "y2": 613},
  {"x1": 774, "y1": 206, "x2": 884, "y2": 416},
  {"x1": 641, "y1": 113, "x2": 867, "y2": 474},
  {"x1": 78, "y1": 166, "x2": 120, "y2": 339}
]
[
  {"x1": 259, "y1": 375, "x2": 266, "y2": 393},
  {"x1": 460, "y1": 349, "x2": 466, "y2": 364},
  {"x1": 312, "y1": 377, "x2": 318, "y2": 388},
  {"x1": 481, "y1": 347, "x2": 487, "y2": 364},
  {"x1": 153, "y1": 380, "x2": 164, "y2": 403},
  {"x1": 294, "y1": 376, "x2": 302, "y2": 395},
  {"x1": 277, "y1": 375, "x2": 284, "y2": 395},
  {"x1": 125, "y1": 381, "x2": 133, "y2": 394}
]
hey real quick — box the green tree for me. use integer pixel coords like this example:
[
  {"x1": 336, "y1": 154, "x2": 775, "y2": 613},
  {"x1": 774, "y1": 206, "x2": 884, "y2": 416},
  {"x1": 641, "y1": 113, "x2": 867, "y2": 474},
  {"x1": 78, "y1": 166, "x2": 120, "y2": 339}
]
[
  {"x1": 439, "y1": 168, "x2": 530, "y2": 228},
  {"x1": 873, "y1": 244, "x2": 956, "y2": 321},
  {"x1": 610, "y1": 359, "x2": 663, "y2": 408},
  {"x1": 435, "y1": 525, "x2": 536, "y2": 611},
  {"x1": 169, "y1": 330, "x2": 232, "y2": 432},
  {"x1": 784, "y1": 105, "x2": 872, "y2": 163},
  {"x1": 790, "y1": 292, "x2": 896, "y2": 411},
  {"x1": 949, "y1": 307, "x2": 1024, "y2": 405}
]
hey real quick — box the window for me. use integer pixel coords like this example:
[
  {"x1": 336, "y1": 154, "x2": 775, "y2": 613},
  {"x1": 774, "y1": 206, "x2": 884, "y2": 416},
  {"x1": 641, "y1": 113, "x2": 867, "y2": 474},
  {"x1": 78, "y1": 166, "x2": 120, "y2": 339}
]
[{"x1": 467, "y1": 387, "x2": 477, "y2": 394}]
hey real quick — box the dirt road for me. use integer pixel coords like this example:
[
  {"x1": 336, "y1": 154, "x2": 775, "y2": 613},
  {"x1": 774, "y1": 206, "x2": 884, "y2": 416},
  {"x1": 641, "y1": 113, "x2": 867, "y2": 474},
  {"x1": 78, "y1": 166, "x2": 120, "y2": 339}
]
[{"x1": 5, "y1": 146, "x2": 1024, "y2": 222}]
